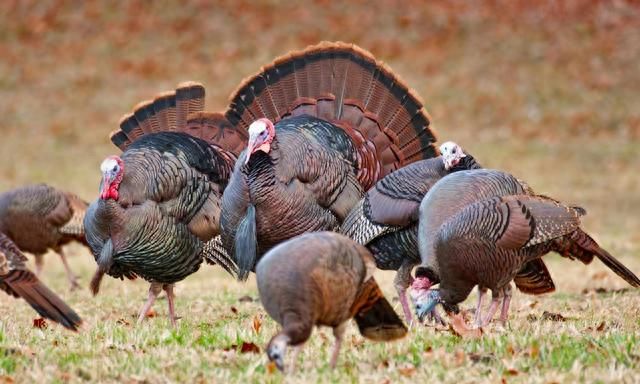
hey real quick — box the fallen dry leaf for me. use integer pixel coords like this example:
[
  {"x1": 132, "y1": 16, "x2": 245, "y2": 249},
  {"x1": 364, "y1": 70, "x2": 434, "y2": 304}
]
[
  {"x1": 230, "y1": 306, "x2": 238, "y2": 314},
  {"x1": 398, "y1": 364, "x2": 416, "y2": 377},
  {"x1": 468, "y1": 353, "x2": 494, "y2": 364},
  {"x1": 505, "y1": 368, "x2": 519, "y2": 376},
  {"x1": 448, "y1": 313, "x2": 483, "y2": 339},
  {"x1": 252, "y1": 315, "x2": 262, "y2": 335},
  {"x1": 596, "y1": 321, "x2": 606, "y2": 332},
  {"x1": 0, "y1": 376, "x2": 15, "y2": 384},
  {"x1": 116, "y1": 318, "x2": 131, "y2": 326},
  {"x1": 541, "y1": 311, "x2": 566, "y2": 322},
  {"x1": 32, "y1": 318, "x2": 47, "y2": 330},
  {"x1": 591, "y1": 271, "x2": 609, "y2": 280},
  {"x1": 240, "y1": 342, "x2": 260, "y2": 354},
  {"x1": 238, "y1": 295, "x2": 254, "y2": 303},
  {"x1": 145, "y1": 309, "x2": 156, "y2": 318},
  {"x1": 266, "y1": 361, "x2": 277, "y2": 374}
]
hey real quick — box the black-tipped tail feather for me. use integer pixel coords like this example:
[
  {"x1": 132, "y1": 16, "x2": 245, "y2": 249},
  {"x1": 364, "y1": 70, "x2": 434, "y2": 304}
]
[
  {"x1": 234, "y1": 204, "x2": 257, "y2": 281},
  {"x1": 4, "y1": 270, "x2": 82, "y2": 331}
]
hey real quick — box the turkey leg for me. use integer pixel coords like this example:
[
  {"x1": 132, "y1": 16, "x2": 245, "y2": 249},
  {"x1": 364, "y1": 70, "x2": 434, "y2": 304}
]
[
  {"x1": 473, "y1": 286, "x2": 488, "y2": 327},
  {"x1": 481, "y1": 294, "x2": 501, "y2": 327},
  {"x1": 394, "y1": 262, "x2": 414, "y2": 323},
  {"x1": 137, "y1": 282, "x2": 163, "y2": 325},
  {"x1": 499, "y1": 284, "x2": 513, "y2": 325},
  {"x1": 57, "y1": 248, "x2": 80, "y2": 291},
  {"x1": 329, "y1": 322, "x2": 347, "y2": 369},
  {"x1": 163, "y1": 283, "x2": 178, "y2": 327},
  {"x1": 34, "y1": 254, "x2": 44, "y2": 277}
]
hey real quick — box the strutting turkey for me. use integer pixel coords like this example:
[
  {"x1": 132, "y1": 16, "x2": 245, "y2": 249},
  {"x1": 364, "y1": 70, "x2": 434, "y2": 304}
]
[
  {"x1": 411, "y1": 169, "x2": 640, "y2": 327},
  {"x1": 0, "y1": 184, "x2": 88, "y2": 290},
  {"x1": 0, "y1": 231, "x2": 82, "y2": 331},
  {"x1": 256, "y1": 231, "x2": 406, "y2": 371},
  {"x1": 219, "y1": 41, "x2": 439, "y2": 280},
  {"x1": 340, "y1": 141, "x2": 482, "y2": 322},
  {"x1": 84, "y1": 82, "x2": 246, "y2": 326}
]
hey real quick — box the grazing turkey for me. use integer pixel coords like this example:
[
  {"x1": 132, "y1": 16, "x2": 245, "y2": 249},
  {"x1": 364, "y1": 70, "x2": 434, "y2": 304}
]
[
  {"x1": 84, "y1": 82, "x2": 245, "y2": 326},
  {"x1": 340, "y1": 141, "x2": 482, "y2": 322},
  {"x1": 411, "y1": 170, "x2": 640, "y2": 327},
  {"x1": 0, "y1": 184, "x2": 88, "y2": 290},
  {"x1": 220, "y1": 41, "x2": 438, "y2": 280},
  {"x1": 256, "y1": 231, "x2": 407, "y2": 371},
  {"x1": 0, "y1": 231, "x2": 82, "y2": 331}
]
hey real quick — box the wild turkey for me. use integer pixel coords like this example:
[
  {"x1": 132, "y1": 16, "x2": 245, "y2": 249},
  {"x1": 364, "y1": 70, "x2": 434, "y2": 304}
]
[
  {"x1": 220, "y1": 41, "x2": 438, "y2": 280},
  {"x1": 340, "y1": 141, "x2": 482, "y2": 322},
  {"x1": 0, "y1": 231, "x2": 82, "y2": 331},
  {"x1": 411, "y1": 170, "x2": 640, "y2": 326},
  {"x1": 256, "y1": 231, "x2": 407, "y2": 371},
  {"x1": 84, "y1": 82, "x2": 245, "y2": 326},
  {"x1": 0, "y1": 184, "x2": 88, "y2": 290}
]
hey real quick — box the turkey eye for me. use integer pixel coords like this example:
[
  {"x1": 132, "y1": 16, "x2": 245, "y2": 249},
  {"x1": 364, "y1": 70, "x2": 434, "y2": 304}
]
[
  {"x1": 451, "y1": 148, "x2": 456, "y2": 154},
  {"x1": 112, "y1": 166, "x2": 118, "y2": 172}
]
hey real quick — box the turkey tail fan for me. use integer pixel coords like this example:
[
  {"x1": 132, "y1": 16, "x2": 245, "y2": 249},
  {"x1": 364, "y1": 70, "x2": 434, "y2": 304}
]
[
  {"x1": 234, "y1": 204, "x2": 257, "y2": 281},
  {"x1": 352, "y1": 277, "x2": 407, "y2": 341},
  {"x1": 3, "y1": 270, "x2": 82, "y2": 331},
  {"x1": 201, "y1": 235, "x2": 238, "y2": 278},
  {"x1": 572, "y1": 231, "x2": 640, "y2": 287},
  {"x1": 225, "y1": 41, "x2": 438, "y2": 189},
  {"x1": 185, "y1": 112, "x2": 248, "y2": 157},
  {"x1": 109, "y1": 82, "x2": 246, "y2": 154},
  {"x1": 514, "y1": 259, "x2": 556, "y2": 294}
]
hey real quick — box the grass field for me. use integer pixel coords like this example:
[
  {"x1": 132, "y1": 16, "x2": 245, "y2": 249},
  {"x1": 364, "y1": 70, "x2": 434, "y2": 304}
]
[{"x1": 1, "y1": 1, "x2": 639, "y2": 383}]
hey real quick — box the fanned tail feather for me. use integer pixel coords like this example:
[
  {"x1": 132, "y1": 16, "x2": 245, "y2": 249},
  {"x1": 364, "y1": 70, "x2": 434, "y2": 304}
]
[
  {"x1": 109, "y1": 82, "x2": 246, "y2": 154},
  {"x1": 4, "y1": 270, "x2": 82, "y2": 331},
  {"x1": 225, "y1": 41, "x2": 438, "y2": 189}
]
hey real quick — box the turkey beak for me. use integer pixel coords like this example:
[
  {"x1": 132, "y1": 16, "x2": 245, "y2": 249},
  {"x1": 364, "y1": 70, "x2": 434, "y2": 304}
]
[{"x1": 245, "y1": 133, "x2": 260, "y2": 165}]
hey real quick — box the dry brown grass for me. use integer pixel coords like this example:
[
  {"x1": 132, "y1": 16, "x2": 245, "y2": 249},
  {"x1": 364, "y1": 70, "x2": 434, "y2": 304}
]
[{"x1": 0, "y1": 1, "x2": 639, "y2": 383}]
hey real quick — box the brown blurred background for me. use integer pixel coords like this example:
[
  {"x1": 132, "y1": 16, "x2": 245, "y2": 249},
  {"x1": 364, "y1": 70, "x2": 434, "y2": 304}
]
[{"x1": 0, "y1": 0, "x2": 638, "y2": 248}]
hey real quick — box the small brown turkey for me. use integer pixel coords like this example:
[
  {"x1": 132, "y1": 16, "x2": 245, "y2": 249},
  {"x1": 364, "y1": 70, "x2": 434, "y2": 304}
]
[
  {"x1": 411, "y1": 170, "x2": 640, "y2": 327},
  {"x1": 0, "y1": 184, "x2": 88, "y2": 290},
  {"x1": 220, "y1": 42, "x2": 438, "y2": 280},
  {"x1": 256, "y1": 231, "x2": 407, "y2": 371},
  {"x1": 340, "y1": 141, "x2": 482, "y2": 322},
  {"x1": 0, "y1": 231, "x2": 82, "y2": 331},
  {"x1": 84, "y1": 82, "x2": 245, "y2": 326}
]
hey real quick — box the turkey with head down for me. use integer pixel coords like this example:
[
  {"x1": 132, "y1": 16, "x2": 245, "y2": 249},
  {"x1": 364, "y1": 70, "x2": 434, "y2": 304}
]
[
  {"x1": 257, "y1": 231, "x2": 406, "y2": 372},
  {"x1": 220, "y1": 41, "x2": 439, "y2": 280},
  {"x1": 0, "y1": 184, "x2": 89, "y2": 290},
  {"x1": 0, "y1": 231, "x2": 82, "y2": 331},
  {"x1": 411, "y1": 169, "x2": 640, "y2": 328},
  {"x1": 339, "y1": 141, "x2": 482, "y2": 322},
  {"x1": 84, "y1": 82, "x2": 245, "y2": 326}
]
